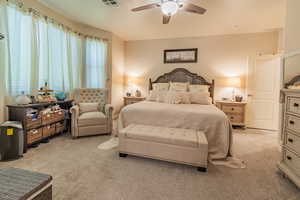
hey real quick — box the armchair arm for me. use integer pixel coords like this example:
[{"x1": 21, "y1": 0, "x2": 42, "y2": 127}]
[
  {"x1": 70, "y1": 105, "x2": 80, "y2": 138},
  {"x1": 104, "y1": 104, "x2": 114, "y2": 134},
  {"x1": 104, "y1": 104, "x2": 114, "y2": 118}
]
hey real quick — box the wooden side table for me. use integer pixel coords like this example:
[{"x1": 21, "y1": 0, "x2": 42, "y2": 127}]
[
  {"x1": 216, "y1": 101, "x2": 247, "y2": 128},
  {"x1": 124, "y1": 96, "x2": 146, "y2": 106}
]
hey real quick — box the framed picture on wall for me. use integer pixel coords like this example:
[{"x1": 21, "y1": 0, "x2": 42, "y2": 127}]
[{"x1": 164, "y1": 48, "x2": 198, "y2": 64}]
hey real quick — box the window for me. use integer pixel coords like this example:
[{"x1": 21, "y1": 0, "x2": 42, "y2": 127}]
[
  {"x1": 0, "y1": 3, "x2": 108, "y2": 96},
  {"x1": 85, "y1": 38, "x2": 107, "y2": 88}
]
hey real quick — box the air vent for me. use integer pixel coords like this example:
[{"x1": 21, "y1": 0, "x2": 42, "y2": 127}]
[{"x1": 102, "y1": 0, "x2": 120, "y2": 7}]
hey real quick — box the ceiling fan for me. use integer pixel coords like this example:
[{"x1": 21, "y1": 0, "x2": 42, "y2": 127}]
[{"x1": 131, "y1": 0, "x2": 207, "y2": 24}]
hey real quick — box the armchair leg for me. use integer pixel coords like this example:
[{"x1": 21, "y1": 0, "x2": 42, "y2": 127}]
[
  {"x1": 119, "y1": 153, "x2": 128, "y2": 158},
  {"x1": 197, "y1": 167, "x2": 207, "y2": 172}
]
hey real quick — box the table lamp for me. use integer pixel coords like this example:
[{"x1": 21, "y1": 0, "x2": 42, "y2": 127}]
[
  {"x1": 225, "y1": 77, "x2": 241, "y2": 101},
  {"x1": 126, "y1": 76, "x2": 142, "y2": 97}
]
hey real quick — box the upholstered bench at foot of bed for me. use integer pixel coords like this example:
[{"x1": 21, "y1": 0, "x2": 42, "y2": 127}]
[{"x1": 119, "y1": 124, "x2": 208, "y2": 172}]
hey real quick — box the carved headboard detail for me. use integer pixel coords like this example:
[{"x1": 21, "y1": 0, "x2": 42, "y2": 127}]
[{"x1": 149, "y1": 68, "x2": 215, "y2": 101}]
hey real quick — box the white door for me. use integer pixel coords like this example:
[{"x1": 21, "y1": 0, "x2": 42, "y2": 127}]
[{"x1": 246, "y1": 55, "x2": 281, "y2": 130}]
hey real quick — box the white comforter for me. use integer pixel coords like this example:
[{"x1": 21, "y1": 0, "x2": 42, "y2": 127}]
[{"x1": 118, "y1": 101, "x2": 233, "y2": 161}]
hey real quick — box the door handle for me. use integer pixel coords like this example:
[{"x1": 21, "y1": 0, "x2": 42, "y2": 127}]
[{"x1": 247, "y1": 94, "x2": 253, "y2": 97}]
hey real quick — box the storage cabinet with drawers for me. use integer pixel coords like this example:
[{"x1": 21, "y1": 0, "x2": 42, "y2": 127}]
[
  {"x1": 7, "y1": 100, "x2": 73, "y2": 153},
  {"x1": 216, "y1": 101, "x2": 247, "y2": 128},
  {"x1": 278, "y1": 89, "x2": 300, "y2": 188}
]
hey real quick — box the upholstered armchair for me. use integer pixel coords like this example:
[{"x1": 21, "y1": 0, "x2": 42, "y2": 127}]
[{"x1": 70, "y1": 88, "x2": 113, "y2": 138}]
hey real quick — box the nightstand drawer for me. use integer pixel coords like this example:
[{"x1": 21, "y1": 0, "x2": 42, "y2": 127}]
[
  {"x1": 227, "y1": 114, "x2": 243, "y2": 124},
  {"x1": 287, "y1": 97, "x2": 300, "y2": 116},
  {"x1": 222, "y1": 105, "x2": 243, "y2": 114},
  {"x1": 286, "y1": 115, "x2": 300, "y2": 136},
  {"x1": 283, "y1": 149, "x2": 300, "y2": 178},
  {"x1": 285, "y1": 132, "x2": 300, "y2": 154}
]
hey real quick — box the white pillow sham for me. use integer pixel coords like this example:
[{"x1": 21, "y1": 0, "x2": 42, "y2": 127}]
[
  {"x1": 188, "y1": 85, "x2": 209, "y2": 93},
  {"x1": 152, "y1": 83, "x2": 169, "y2": 91},
  {"x1": 189, "y1": 92, "x2": 212, "y2": 105},
  {"x1": 169, "y1": 82, "x2": 189, "y2": 92}
]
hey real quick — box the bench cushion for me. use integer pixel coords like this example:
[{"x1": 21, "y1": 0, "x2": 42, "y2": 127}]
[{"x1": 121, "y1": 124, "x2": 204, "y2": 148}]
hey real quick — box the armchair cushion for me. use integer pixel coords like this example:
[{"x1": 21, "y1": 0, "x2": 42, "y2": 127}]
[
  {"x1": 78, "y1": 112, "x2": 107, "y2": 127},
  {"x1": 79, "y1": 103, "x2": 99, "y2": 114}
]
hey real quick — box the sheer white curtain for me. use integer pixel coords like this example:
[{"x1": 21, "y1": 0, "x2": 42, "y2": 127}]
[
  {"x1": 0, "y1": 3, "x2": 85, "y2": 95},
  {"x1": 0, "y1": 2, "x2": 108, "y2": 123},
  {"x1": 85, "y1": 38, "x2": 107, "y2": 88},
  {"x1": 37, "y1": 20, "x2": 83, "y2": 91}
]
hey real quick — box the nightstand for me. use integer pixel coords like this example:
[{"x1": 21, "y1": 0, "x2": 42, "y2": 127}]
[
  {"x1": 124, "y1": 96, "x2": 146, "y2": 106},
  {"x1": 216, "y1": 101, "x2": 247, "y2": 128}
]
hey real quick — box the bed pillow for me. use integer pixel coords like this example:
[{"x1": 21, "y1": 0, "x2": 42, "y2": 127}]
[
  {"x1": 147, "y1": 91, "x2": 168, "y2": 102},
  {"x1": 169, "y1": 82, "x2": 189, "y2": 92},
  {"x1": 79, "y1": 103, "x2": 99, "y2": 114},
  {"x1": 164, "y1": 92, "x2": 191, "y2": 104},
  {"x1": 164, "y1": 92, "x2": 182, "y2": 104},
  {"x1": 189, "y1": 92, "x2": 212, "y2": 105},
  {"x1": 188, "y1": 85, "x2": 209, "y2": 93},
  {"x1": 156, "y1": 92, "x2": 168, "y2": 103},
  {"x1": 152, "y1": 83, "x2": 169, "y2": 91}
]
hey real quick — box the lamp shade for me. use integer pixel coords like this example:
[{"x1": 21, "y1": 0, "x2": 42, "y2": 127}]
[{"x1": 225, "y1": 77, "x2": 241, "y2": 88}]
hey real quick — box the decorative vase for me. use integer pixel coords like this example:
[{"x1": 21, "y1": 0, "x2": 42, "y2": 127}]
[
  {"x1": 15, "y1": 92, "x2": 31, "y2": 105},
  {"x1": 135, "y1": 90, "x2": 141, "y2": 97},
  {"x1": 235, "y1": 95, "x2": 243, "y2": 102},
  {"x1": 55, "y1": 91, "x2": 66, "y2": 101}
]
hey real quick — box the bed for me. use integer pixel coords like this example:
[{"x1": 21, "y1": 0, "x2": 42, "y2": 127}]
[{"x1": 118, "y1": 68, "x2": 240, "y2": 166}]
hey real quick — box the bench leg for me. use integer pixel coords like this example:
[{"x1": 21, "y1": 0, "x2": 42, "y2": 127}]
[
  {"x1": 119, "y1": 153, "x2": 128, "y2": 158},
  {"x1": 197, "y1": 167, "x2": 207, "y2": 172}
]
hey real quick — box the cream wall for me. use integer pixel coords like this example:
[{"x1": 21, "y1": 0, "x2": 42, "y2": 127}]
[
  {"x1": 125, "y1": 32, "x2": 279, "y2": 100},
  {"x1": 112, "y1": 35, "x2": 125, "y2": 118},
  {"x1": 285, "y1": 0, "x2": 300, "y2": 52},
  {"x1": 283, "y1": 0, "x2": 300, "y2": 85}
]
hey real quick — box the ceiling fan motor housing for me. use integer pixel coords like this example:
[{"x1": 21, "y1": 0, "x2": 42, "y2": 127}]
[{"x1": 102, "y1": 0, "x2": 120, "y2": 7}]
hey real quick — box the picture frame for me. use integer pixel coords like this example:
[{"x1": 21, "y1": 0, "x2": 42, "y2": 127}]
[{"x1": 164, "y1": 48, "x2": 198, "y2": 64}]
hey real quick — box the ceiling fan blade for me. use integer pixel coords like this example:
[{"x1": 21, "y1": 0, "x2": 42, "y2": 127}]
[
  {"x1": 182, "y1": 3, "x2": 207, "y2": 15},
  {"x1": 163, "y1": 15, "x2": 171, "y2": 24},
  {"x1": 131, "y1": 3, "x2": 160, "y2": 12}
]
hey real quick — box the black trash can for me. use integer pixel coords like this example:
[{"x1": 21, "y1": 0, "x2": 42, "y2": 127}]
[{"x1": 0, "y1": 121, "x2": 23, "y2": 161}]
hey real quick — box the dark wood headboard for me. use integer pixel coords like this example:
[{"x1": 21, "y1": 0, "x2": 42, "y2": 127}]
[{"x1": 149, "y1": 68, "x2": 215, "y2": 101}]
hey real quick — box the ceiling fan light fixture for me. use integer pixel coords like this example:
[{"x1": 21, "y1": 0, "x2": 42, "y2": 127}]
[{"x1": 161, "y1": 1, "x2": 179, "y2": 16}]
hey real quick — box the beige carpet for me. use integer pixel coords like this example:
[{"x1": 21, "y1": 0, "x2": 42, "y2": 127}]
[{"x1": 0, "y1": 129, "x2": 299, "y2": 200}]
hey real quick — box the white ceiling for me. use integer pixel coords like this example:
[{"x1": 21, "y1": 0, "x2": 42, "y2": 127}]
[{"x1": 40, "y1": 0, "x2": 286, "y2": 41}]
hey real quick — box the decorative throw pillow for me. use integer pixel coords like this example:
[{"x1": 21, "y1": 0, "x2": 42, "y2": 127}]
[
  {"x1": 188, "y1": 85, "x2": 209, "y2": 93},
  {"x1": 79, "y1": 103, "x2": 99, "y2": 114},
  {"x1": 169, "y1": 82, "x2": 189, "y2": 92},
  {"x1": 189, "y1": 92, "x2": 212, "y2": 105},
  {"x1": 147, "y1": 91, "x2": 168, "y2": 102},
  {"x1": 156, "y1": 92, "x2": 167, "y2": 103},
  {"x1": 164, "y1": 92, "x2": 182, "y2": 104},
  {"x1": 152, "y1": 83, "x2": 169, "y2": 91},
  {"x1": 180, "y1": 92, "x2": 192, "y2": 104},
  {"x1": 164, "y1": 92, "x2": 191, "y2": 104}
]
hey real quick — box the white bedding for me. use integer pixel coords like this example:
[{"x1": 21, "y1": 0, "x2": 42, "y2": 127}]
[{"x1": 118, "y1": 101, "x2": 233, "y2": 161}]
